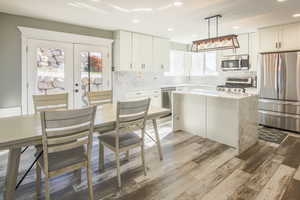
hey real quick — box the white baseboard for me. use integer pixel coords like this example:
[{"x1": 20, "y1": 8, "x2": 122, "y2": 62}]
[{"x1": 0, "y1": 107, "x2": 21, "y2": 118}]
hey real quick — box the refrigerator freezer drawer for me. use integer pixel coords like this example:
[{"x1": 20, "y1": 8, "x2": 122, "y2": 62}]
[
  {"x1": 259, "y1": 99, "x2": 300, "y2": 115},
  {"x1": 259, "y1": 110, "x2": 300, "y2": 132}
]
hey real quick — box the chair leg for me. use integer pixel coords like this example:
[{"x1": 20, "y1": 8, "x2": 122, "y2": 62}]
[
  {"x1": 74, "y1": 169, "x2": 81, "y2": 184},
  {"x1": 35, "y1": 165, "x2": 41, "y2": 199},
  {"x1": 126, "y1": 150, "x2": 130, "y2": 161},
  {"x1": 152, "y1": 119, "x2": 163, "y2": 160},
  {"x1": 87, "y1": 165, "x2": 94, "y2": 200},
  {"x1": 115, "y1": 151, "x2": 121, "y2": 188},
  {"x1": 141, "y1": 143, "x2": 147, "y2": 176},
  {"x1": 99, "y1": 139, "x2": 105, "y2": 172},
  {"x1": 44, "y1": 175, "x2": 50, "y2": 200}
]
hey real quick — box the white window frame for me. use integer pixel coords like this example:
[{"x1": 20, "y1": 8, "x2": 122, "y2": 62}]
[
  {"x1": 166, "y1": 50, "x2": 219, "y2": 77},
  {"x1": 18, "y1": 26, "x2": 113, "y2": 115}
]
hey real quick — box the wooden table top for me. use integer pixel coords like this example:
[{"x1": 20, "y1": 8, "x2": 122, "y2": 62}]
[{"x1": 0, "y1": 104, "x2": 170, "y2": 150}]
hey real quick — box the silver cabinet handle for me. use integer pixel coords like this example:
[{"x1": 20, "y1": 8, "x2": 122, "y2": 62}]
[
  {"x1": 279, "y1": 42, "x2": 282, "y2": 49},
  {"x1": 161, "y1": 64, "x2": 164, "y2": 69},
  {"x1": 130, "y1": 63, "x2": 133, "y2": 68},
  {"x1": 276, "y1": 42, "x2": 278, "y2": 49}
]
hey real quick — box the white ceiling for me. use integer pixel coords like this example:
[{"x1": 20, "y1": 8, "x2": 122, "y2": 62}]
[{"x1": 0, "y1": 0, "x2": 300, "y2": 43}]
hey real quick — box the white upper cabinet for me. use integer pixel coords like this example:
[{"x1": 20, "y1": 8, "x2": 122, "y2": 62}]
[
  {"x1": 132, "y1": 33, "x2": 153, "y2": 71},
  {"x1": 113, "y1": 31, "x2": 133, "y2": 71},
  {"x1": 281, "y1": 23, "x2": 300, "y2": 51},
  {"x1": 153, "y1": 37, "x2": 170, "y2": 72},
  {"x1": 259, "y1": 22, "x2": 300, "y2": 52},
  {"x1": 249, "y1": 32, "x2": 258, "y2": 72},
  {"x1": 259, "y1": 26, "x2": 281, "y2": 52},
  {"x1": 236, "y1": 33, "x2": 249, "y2": 55},
  {"x1": 114, "y1": 30, "x2": 169, "y2": 72}
]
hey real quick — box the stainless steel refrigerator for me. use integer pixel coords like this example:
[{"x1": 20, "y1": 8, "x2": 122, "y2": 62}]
[{"x1": 259, "y1": 51, "x2": 300, "y2": 132}]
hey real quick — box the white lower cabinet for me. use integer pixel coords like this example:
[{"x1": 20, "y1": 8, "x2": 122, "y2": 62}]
[{"x1": 126, "y1": 89, "x2": 161, "y2": 107}]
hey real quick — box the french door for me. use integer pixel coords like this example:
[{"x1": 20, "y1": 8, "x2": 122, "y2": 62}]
[
  {"x1": 26, "y1": 39, "x2": 110, "y2": 113},
  {"x1": 73, "y1": 44, "x2": 110, "y2": 108}
]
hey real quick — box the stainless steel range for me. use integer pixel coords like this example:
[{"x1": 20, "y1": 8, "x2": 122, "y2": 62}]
[{"x1": 217, "y1": 77, "x2": 254, "y2": 93}]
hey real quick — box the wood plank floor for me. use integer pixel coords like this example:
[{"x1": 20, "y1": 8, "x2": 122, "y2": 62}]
[{"x1": 1, "y1": 121, "x2": 300, "y2": 200}]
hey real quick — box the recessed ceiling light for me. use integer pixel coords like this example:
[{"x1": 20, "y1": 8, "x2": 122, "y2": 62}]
[
  {"x1": 277, "y1": 0, "x2": 287, "y2": 2},
  {"x1": 168, "y1": 28, "x2": 174, "y2": 32},
  {"x1": 233, "y1": 26, "x2": 240, "y2": 29},
  {"x1": 132, "y1": 19, "x2": 140, "y2": 24},
  {"x1": 293, "y1": 13, "x2": 300, "y2": 18},
  {"x1": 174, "y1": 1, "x2": 183, "y2": 7}
]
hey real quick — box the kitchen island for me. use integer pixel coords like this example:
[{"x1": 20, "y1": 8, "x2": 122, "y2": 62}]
[{"x1": 172, "y1": 89, "x2": 258, "y2": 154}]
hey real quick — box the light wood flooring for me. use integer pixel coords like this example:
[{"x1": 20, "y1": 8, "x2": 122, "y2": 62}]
[{"x1": 1, "y1": 121, "x2": 300, "y2": 200}]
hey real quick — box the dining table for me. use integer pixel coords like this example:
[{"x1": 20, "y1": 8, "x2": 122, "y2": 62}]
[{"x1": 0, "y1": 104, "x2": 170, "y2": 200}]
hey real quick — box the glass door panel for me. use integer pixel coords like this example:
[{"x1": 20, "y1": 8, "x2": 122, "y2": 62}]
[
  {"x1": 36, "y1": 47, "x2": 65, "y2": 94},
  {"x1": 74, "y1": 44, "x2": 110, "y2": 108},
  {"x1": 27, "y1": 39, "x2": 73, "y2": 113}
]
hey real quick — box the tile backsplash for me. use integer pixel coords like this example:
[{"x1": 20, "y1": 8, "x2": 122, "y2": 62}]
[{"x1": 113, "y1": 71, "x2": 257, "y2": 100}]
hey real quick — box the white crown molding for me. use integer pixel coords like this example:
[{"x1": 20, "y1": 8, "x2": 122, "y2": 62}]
[{"x1": 18, "y1": 26, "x2": 113, "y2": 46}]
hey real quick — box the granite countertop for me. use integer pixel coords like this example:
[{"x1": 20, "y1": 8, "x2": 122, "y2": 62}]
[
  {"x1": 173, "y1": 89, "x2": 258, "y2": 100},
  {"x1": 160, "y1": 83, "x2": 216, "y2": 88}
]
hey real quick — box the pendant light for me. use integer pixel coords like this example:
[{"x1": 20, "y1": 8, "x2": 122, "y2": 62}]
[{"x1": 192, "y1": 15, "x2": 240, "y2": 52}]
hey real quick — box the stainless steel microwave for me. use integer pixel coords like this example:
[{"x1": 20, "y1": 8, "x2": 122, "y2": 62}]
[{"x1": 221, "y1": 55, "x2": 249, "y2": 71}]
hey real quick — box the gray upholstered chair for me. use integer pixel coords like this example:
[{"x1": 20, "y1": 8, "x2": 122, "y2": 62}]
[
  {"x1": 99, "y1": 98, "x2": 150, "y2": 188},
  {"x1": 36, "y1": 106, "x2": 97, "y2": 200}
]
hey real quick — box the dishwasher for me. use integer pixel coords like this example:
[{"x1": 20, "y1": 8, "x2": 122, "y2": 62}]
[{"x1": 161, "y1": 87, "x2": 176, "y2": 111}]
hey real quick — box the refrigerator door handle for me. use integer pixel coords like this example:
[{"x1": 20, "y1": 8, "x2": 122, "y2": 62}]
[
  {"x1": 259, "y1": 99, "x2": 300, "y2": 106},
  {"x1": 259, "y1": 110, "x2": 300, "y2": 119}
]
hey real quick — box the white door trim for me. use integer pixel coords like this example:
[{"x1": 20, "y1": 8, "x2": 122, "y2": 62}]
[{"x1": 19, "y1": 26, "x2": 113, "y2": 115}]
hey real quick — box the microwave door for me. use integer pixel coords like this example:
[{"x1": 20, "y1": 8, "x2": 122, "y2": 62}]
[
  {"x1": 259, "y1": 54, "x2": 279, "y2": 100},
  {"x1": 278, "y1": 52, "x2": 300, "y2": 101}
]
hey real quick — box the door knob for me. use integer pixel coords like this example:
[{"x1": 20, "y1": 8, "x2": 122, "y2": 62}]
[{"x1": 75, "y1": 89, "x2": 79, "y2": 93}]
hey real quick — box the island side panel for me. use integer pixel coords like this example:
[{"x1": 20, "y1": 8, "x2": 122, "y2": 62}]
[
  {"x1": 206, "y1": 96, "x2": 239, "y2": 149},
  {"x1": 172, "y1": 93, "x2": 206, "y2": 138},
  {"x1": 238, "y1": 95, "x2": 259, "y2": 154}
]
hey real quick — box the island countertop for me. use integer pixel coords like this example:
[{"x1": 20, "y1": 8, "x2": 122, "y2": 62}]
[{"x1": 173, "y1": 89, "x2": 258, "y2": 100}]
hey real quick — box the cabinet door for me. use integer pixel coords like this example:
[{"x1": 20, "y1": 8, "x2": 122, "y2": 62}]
[
  {"x1": 249, "y1": 32, "x2": 258, "y2": 72},
  {"x1": 281, "y1": 23, "x2": 300, "y2": 51},
  {"x1": 141, "y1": 34, "x2": 153, "y2": 72},
  {"x1": 184, "y1": 52, "x2": 192, "y2": 76},
  {"x1": 259, "y1": 27, "x2": 280, "y2": 52},
  {"x1": 153, "y1": 38, "x2": 170, "y2": 72},
  {"x1": 132, "y1": 33, "x2": 153, "y2": 72},
  {"x1": 236, "y1": 34, "x2": 249, "y2": 55},
  {"x1": 119, "y1": 31, "x2": 133, "y2": 71},
  {"x1": 132, "y1": 33, "x2": 143, "y2": 71}
]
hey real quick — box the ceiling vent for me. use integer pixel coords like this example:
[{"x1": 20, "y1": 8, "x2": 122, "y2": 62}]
[{"x1": 192, "y1": 15, "x2": 240, "y2": 52}]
